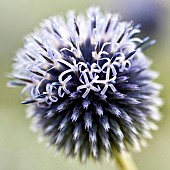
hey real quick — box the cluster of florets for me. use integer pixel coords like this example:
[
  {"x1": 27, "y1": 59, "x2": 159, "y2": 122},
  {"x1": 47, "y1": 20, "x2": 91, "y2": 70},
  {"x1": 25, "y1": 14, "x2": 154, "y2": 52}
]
[{"x1": 9, "y1": 7, "x2": 162, "y2": 162}]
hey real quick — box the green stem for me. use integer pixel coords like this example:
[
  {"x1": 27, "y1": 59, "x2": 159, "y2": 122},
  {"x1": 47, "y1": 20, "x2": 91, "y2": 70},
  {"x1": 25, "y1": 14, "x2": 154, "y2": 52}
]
[{"x1": 115, "y1": 151, "x2": 138, "y2": 170}]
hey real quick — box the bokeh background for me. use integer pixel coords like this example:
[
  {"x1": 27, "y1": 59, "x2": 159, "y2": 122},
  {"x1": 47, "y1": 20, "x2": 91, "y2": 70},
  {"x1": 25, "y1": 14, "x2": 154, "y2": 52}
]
[{"x1": 0, "y1": 0, "x2": 170, "y2": 170}]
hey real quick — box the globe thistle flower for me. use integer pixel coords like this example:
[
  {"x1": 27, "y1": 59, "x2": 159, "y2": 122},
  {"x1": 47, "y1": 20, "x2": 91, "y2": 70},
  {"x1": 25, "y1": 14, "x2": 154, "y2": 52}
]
[{"x1": 9, "y1": 7, "x2": 162, "y2": 163}]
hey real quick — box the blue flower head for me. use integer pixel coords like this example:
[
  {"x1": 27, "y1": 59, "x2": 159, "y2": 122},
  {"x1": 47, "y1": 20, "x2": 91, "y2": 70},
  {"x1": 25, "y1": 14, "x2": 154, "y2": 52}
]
[{"x1": 9, "y1": 7, "x2": 162, "y2": 162}]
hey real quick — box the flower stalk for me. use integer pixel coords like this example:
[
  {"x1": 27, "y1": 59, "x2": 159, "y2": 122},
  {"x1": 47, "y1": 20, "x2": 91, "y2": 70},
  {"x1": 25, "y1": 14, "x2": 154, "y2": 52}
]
[{"x1": 115, "y1": 151, "x2": 138, "y2": 170}]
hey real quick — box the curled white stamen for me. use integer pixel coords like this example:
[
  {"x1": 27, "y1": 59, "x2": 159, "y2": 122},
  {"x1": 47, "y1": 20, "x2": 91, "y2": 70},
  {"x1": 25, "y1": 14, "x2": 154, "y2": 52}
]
[
  {"x1": 92, "y1": 42, "x2": 111, "y2": 60},
  {"x1": 98, "y1": 58, "x2": 117, "y2": 76},
  {"x1": 77, "y1": 72, "x2": 100, "y2": 98},
  {"x1": 58, "y1": 75, "x2": 72, "y2": 97}
]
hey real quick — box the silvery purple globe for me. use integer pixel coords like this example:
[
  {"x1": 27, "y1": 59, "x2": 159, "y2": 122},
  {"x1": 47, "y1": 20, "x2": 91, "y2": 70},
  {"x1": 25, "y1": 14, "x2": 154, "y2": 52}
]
[{"x1": 9, "y1": 7, "x2": 162, "y2": 162}]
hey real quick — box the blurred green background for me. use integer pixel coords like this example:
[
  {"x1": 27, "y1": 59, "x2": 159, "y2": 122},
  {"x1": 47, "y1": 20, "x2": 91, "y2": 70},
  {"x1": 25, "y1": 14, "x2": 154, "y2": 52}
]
[{"x1": 0, "y1": 0, "x2": 170, "y2": 170}]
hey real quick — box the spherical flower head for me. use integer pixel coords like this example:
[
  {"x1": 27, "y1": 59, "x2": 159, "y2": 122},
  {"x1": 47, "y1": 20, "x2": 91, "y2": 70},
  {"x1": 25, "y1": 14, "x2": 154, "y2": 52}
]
[{"x1": 9, "y1": 7, "x2": 162, "y2": 162}]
